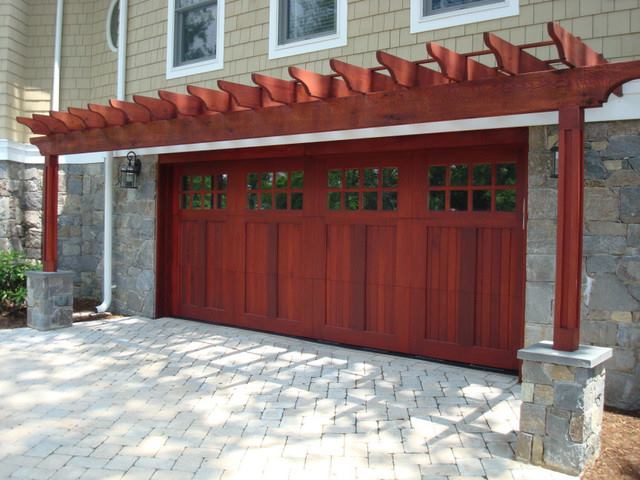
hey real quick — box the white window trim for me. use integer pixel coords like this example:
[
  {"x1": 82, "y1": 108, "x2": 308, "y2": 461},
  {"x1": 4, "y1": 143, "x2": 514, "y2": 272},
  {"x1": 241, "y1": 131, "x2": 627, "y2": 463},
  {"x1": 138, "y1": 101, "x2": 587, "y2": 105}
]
[
  {"x1": 106, "y1": 0, "x2": 119, "y2": 53},
  {"x1": 166, "y1": 0, "x2": 225, "y2": 80},
  {"x1": 268, "y1": 0, "x2": 347, "y2": 60},
  {"x1": 410, "y1": 0, "x2": 518, "y2": 33}
]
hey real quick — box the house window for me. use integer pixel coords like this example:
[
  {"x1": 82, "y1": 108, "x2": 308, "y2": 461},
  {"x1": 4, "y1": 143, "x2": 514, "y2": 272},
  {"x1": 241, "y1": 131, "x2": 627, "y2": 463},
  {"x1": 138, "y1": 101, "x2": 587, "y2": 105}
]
[
  {"x1": 107, "y1": 0, "x2": 119, "y2": 52},
  {"x1": 166, "y1": 0, "x2": 225, "y2": 79},
  {"x1": 268, "y1": 0, "x2": 347, "y2": 60},
  {"x1": 410, "y1": 0, "x2": 518, "y2": 33}
]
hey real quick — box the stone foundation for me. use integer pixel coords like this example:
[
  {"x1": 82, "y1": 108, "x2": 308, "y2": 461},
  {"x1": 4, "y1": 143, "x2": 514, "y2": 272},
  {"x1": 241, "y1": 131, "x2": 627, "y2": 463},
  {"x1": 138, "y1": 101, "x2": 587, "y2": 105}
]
[
  {"x1": 516, "y1": 341, "x2": 612, "y2": 476},
  {"x1": 26, "y1": 271, "x2": 74, "y2": 331}
]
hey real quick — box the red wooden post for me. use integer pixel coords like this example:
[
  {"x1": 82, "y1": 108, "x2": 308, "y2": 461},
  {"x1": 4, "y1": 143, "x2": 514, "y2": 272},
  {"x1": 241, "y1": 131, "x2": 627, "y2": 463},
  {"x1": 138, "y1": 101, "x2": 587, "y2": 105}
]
[
  {"x1": 553, "y1": 106, "x2": 584, "y2": 351},
  {"x1": 42, "y1": 154, "x2": 59, "y2": 272}
]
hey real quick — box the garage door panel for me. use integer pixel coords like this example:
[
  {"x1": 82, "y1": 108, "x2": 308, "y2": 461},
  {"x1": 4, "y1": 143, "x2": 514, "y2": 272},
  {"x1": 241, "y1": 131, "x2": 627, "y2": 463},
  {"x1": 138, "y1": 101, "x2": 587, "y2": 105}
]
[
  {"x1": 204, "y1": 221, "x2": 225, "y2": 310},
  {"x1": 277, "y1": 223, "x2": 304, "y2": 321},
  {"x1": 244, "y1": 222, "x2": 277, "y2": 317}
]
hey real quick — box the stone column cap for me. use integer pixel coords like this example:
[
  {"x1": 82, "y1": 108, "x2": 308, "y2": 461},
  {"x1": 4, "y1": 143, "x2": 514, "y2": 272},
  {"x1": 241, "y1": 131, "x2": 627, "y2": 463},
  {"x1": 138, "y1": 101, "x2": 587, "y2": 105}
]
[
  {"x1": 517, "y1": 341, "x2": 612, "y2": 368},
  {"x1": 26, "y1": 270, "x2": 75, "y2": 279}
]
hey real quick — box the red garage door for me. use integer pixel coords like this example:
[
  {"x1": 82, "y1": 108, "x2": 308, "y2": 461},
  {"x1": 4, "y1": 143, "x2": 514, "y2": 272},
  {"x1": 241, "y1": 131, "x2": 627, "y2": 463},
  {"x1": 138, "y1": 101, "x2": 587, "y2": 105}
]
[{"x1": 160, "y1": 136, "x2": 526, "y2": 370}]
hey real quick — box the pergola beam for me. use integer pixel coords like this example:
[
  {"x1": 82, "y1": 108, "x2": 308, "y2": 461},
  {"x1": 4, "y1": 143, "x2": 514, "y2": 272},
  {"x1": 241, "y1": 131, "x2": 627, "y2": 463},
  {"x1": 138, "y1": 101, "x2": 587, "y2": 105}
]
[{"x1": 30, "y1": 61, "x2": 640, "y2": 157}]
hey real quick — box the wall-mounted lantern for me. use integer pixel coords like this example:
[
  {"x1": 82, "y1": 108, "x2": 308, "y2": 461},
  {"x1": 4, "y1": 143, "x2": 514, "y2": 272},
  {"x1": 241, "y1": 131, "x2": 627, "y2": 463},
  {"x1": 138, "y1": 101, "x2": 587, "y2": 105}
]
[
  {"x1": 550, "y1": 145, "x2": 559, "y2": 179},
  {"x1": 119, "y1": 151, "x2": 141, "y2": 189}
]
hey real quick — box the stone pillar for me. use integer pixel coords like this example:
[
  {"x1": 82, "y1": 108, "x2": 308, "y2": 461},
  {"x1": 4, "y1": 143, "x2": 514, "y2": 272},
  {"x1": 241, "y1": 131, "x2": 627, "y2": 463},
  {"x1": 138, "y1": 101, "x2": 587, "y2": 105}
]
[
  {"x1": 516, "y1": 341, "x2": 612, "y2": 476},
  {"x1": 26, "y1": 271, "x2": 74, "y2": 330}
]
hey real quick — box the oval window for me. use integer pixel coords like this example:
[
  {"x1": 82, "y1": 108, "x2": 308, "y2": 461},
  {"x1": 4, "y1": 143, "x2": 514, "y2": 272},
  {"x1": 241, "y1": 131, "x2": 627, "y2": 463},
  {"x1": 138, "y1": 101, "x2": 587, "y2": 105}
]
[{"x1": 107, "y1": 0, "x2": 119, "y2": 52}]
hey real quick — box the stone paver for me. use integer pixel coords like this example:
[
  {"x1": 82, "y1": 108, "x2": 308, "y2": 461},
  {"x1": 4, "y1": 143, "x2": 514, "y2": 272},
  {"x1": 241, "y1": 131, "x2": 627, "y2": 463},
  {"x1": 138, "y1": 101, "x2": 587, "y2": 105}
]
[{"x1": 0, "y1": 317, "x2": 578, "y2": 479}]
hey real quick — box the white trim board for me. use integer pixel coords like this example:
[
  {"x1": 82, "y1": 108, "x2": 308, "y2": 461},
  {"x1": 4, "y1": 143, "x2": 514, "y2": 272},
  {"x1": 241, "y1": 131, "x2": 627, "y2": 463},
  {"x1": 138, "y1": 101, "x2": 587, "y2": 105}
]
[{"x1": 0, "y1": 140, "x2": 107, "y2": 165}]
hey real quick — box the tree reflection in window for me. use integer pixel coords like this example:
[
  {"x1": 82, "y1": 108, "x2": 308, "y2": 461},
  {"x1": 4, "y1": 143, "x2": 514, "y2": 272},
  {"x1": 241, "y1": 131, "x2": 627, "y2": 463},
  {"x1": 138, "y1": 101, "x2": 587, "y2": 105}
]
[{"x1": 175, "y1": 0, "x2": 217, "y2": 66}]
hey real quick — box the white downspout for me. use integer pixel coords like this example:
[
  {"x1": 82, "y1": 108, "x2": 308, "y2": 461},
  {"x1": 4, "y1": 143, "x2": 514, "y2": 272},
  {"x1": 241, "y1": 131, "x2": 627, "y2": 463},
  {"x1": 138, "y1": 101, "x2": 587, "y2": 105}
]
[
  {"x1": 97, "y1": 0, "x2": 127, "y2": 313},
  {"x1": 51, "y1": 0, "x2": 63, "y2": 111}
]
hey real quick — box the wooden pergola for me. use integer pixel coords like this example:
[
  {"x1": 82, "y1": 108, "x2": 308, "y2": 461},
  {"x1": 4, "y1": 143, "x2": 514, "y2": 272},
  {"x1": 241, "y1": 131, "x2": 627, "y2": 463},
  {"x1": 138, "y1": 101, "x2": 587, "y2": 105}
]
[{"x1": 18, "y1": 22, "x2": 640, "y2": 352}]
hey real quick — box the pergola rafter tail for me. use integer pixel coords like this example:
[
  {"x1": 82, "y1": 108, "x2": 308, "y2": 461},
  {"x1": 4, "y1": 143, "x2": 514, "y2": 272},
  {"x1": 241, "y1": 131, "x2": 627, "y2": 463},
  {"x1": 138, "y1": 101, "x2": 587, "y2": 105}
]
[{"x1": 20, "y1": 22, "x2": 639, "y2": 157}]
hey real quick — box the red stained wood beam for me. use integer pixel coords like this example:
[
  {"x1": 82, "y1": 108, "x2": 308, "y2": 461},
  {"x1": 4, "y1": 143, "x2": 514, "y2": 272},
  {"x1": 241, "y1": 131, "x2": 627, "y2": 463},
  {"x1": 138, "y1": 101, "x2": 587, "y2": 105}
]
[
  {"x1": 548, "y1": 22, "x2": 605, "y2": 68},
  {"x1": 110, "y1": 99, "x2": 152, "y2": 123},
  {"x1": 252, "y1": 73, "x2": 296, "y2": 105},
  {"x1": 42, "y1": 154, "x2": 59, "y2": 272},
  {"x1": 158, "y1": 90, "x2": 204, "y2": 116},
  {"x1": 553, "y1": 106, "x2": 584, "y2": 352},
  {"x1": 133, "y1": 95, "x2": 177, "y2": 121},
  {"x1": 33, "y1": 114, "x2": 69, "y2": 134},
  {"x1": 330, "y1": 58, "x2": 397, "y2": 93},
  {"x1": 484, "y1": 32, "x2": 549, "y2": 74},
  {"x1": 17, "y1": 117, "x2": 51, "y2": 135},
  {"x1": 30, "y1": 61, "x2": 640, "y2": 156},
  {"x1": 50, "y1": 111, "x2": 87, "y2": 131},
  {"x1": 88, "y1": 103, "x2": 127, "y2": 126},
  {"x1": 376, "y1": 51, "x2": 449, "y2": 88},
  {"x1": 68, "y1": 107, "x2": 106, "y2": 128}
]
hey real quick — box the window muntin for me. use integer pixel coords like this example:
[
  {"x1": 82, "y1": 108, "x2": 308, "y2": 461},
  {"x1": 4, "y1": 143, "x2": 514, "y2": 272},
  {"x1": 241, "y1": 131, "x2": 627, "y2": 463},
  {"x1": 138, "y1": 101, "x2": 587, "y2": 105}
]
[
  {"x1": 166, "y1": 0, "x2": 224, "y2": 79},
  {"x1": 107, "y1": 0, "x2": 119, "y2": 52},
  {"x1": 180, "y1": 173, "x2": 228, "y2": 210},
  {"x1": 327, "y1": 167, "x2": 398, "y2": 212},
  {"x1": 268, "y1": 0, "x2": 347, "y2": 60},
  {"x1": 428, "y1": 163, "x2": 516, "y2": 213},
  {"x1": 247, "y1": 171, "x2": 304, "y2": 211},
  {"x1": 423, "y1": 0, "x2": 502, "y2": 16},
  {"x1": 279, "y1": 0, "x2": 337, "y2": 45}
]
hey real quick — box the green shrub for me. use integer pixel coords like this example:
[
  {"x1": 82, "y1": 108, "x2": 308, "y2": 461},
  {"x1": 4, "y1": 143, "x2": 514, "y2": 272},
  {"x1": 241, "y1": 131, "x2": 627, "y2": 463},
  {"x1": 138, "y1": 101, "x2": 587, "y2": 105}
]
[{"x1": 0, "y1": 251, "x2": 41, "y2": 311}]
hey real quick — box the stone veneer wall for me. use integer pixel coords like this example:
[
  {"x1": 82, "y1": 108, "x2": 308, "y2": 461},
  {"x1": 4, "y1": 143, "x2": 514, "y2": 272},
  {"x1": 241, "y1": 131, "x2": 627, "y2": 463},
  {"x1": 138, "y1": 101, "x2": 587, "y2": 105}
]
[
  {"x1": 109, "y1": 155, "x2": 157, "y2": 318},
  {"x1": 526, "y1": 121, "x2": 640, "y2": 410}
]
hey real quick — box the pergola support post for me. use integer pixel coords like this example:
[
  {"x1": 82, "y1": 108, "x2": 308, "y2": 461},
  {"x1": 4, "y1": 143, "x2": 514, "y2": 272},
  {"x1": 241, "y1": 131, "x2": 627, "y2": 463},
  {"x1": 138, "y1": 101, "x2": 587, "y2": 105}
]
[
  {"x1": 42, "y1": 154, "x2": 59, "y2": 272},
  {"x1": 553, "y1": 106, "x2": 584, "y2": 352},
  {"x1": 515, "y1": 105, "x2": 612, "y2": 475},
  {"x1": 26, "y1": 154, "x2": 73, "y2": 331}
]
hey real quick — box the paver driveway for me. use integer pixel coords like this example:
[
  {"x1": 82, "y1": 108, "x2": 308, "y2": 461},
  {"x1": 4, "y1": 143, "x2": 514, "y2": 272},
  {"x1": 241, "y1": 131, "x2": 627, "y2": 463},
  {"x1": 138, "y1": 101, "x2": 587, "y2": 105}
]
[{"x1": 0, "y1": 317, "x2": 576, "y2": 480}]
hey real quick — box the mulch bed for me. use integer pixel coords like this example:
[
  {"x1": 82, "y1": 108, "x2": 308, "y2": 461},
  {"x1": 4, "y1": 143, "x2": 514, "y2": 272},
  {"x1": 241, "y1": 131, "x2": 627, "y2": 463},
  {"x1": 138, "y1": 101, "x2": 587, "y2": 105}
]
[
  {"x1": 583, "y1": 407, "x2": 640, "y2": 480},
  {"x1": 0, "y1": 298, "x2": 121, "y2": 329}
]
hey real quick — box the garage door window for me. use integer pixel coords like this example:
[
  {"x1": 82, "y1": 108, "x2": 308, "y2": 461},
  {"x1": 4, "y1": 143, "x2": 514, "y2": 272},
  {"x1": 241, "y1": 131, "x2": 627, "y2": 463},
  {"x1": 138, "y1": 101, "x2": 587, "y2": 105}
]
[
  {"x1": 327, "y1": 167, "x2": 398, "y2": 211},
  {"x1": 428, "y1": 163, "x2": 516, "y2": 212},
  {"x1": 247, "y1": 170, "x2": 304, "y2": 210},
  {"x1": 180, "y1": 174, "x2": 228, "y2": 210}
]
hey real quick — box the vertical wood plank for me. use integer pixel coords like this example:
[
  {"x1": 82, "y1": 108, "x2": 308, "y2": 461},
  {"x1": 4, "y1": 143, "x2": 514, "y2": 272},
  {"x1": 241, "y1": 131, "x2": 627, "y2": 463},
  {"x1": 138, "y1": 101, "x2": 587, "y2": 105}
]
[{"x1": 42, "y1": 154, "x2": 59, "y2": 272}]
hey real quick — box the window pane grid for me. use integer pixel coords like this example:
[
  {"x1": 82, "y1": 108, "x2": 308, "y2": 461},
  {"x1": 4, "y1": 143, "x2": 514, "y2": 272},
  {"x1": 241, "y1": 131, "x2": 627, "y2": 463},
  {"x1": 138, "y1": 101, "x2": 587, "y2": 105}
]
[
  {"x1": 247, "y1": 170, "x2": 304, "y2": 211},
  {"x1": 180, "y1": 173, "x2": 228, "y2": 210},
  {"x1": 428, "y1": 163, "x2": 516, "y2": 212},
  {"x1": 327, "y1": 167, "x2": 398, "y2": 212}
]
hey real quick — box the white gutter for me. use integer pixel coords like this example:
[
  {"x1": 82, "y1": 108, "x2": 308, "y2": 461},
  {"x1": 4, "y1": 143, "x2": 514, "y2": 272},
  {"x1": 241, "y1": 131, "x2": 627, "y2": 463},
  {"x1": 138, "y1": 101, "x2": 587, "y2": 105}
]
[
  {"x1": 51, "y1": 0, "x2": 63, "y2": 110},
  {"x1": 97, "y1": 0, "x2": 128, "y2": 313}
]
